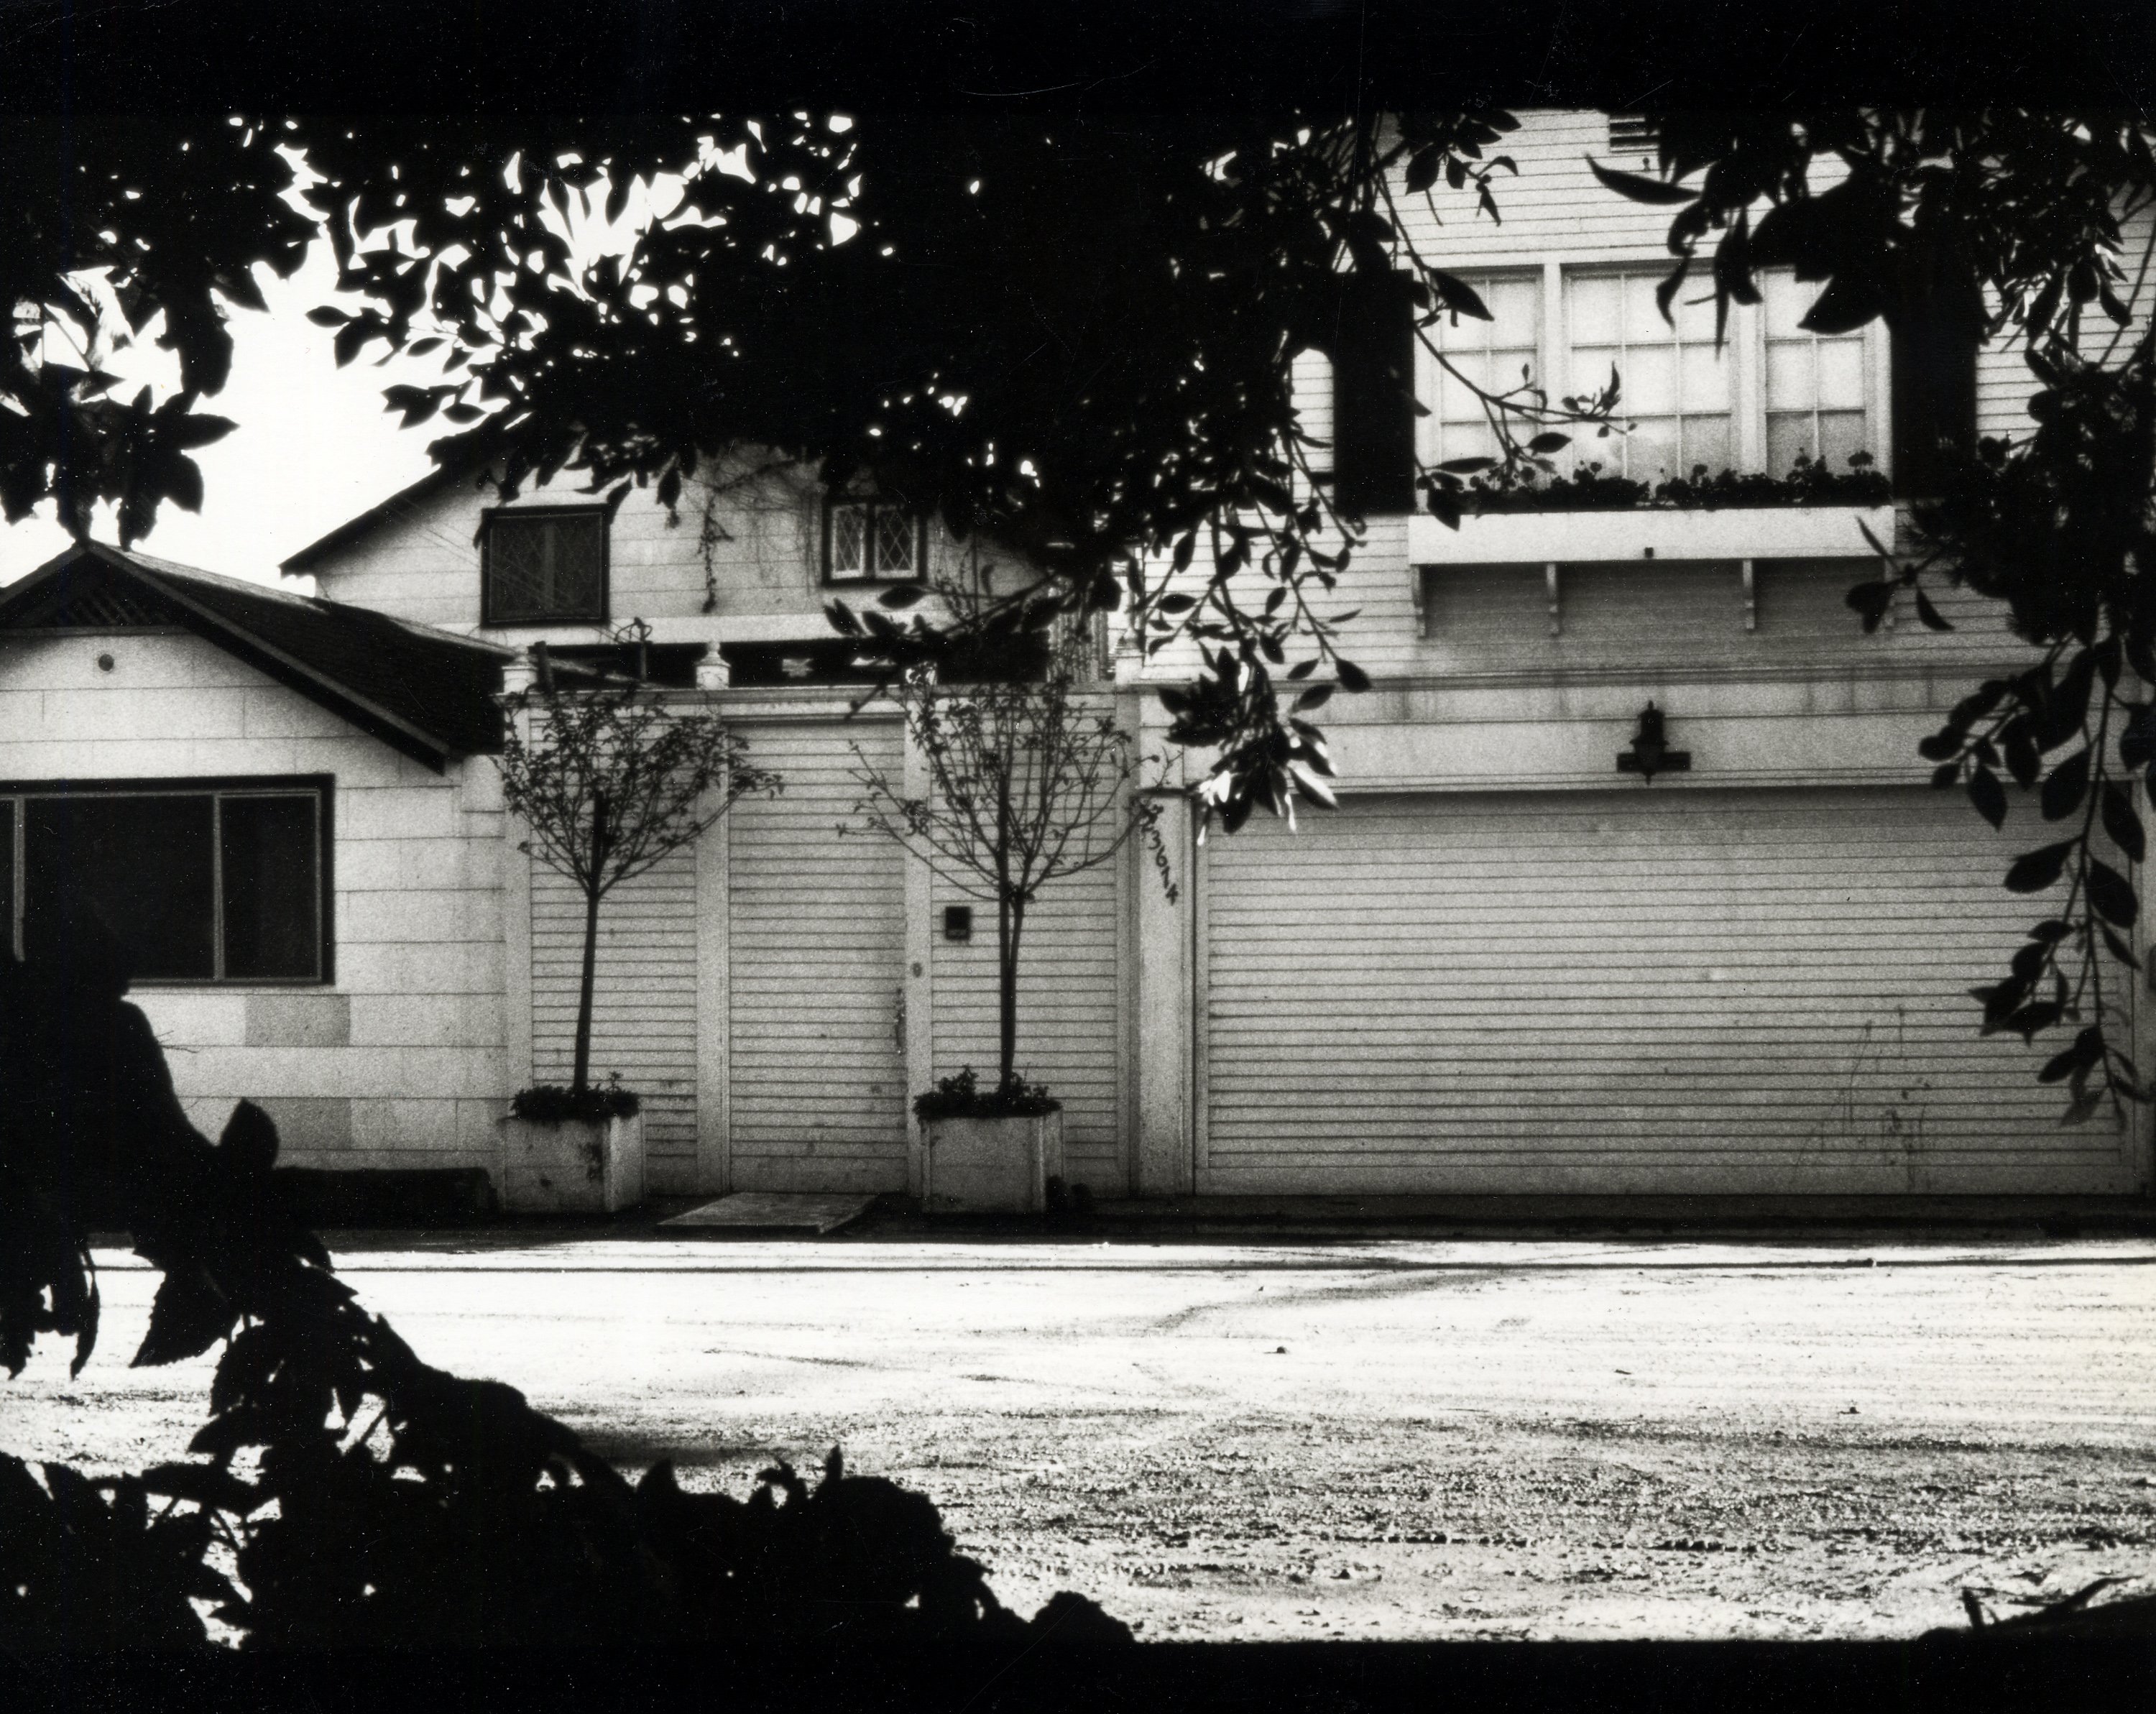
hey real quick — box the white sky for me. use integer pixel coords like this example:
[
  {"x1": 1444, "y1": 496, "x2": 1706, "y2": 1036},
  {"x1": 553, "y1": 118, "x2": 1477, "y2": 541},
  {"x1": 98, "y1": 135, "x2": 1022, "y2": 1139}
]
[
  {"x1": 0, "y1": 239, "x2": 455, "y2": 592},
  {"x1": 0, "y1": 140, "x2": 786, "y2": 595}
]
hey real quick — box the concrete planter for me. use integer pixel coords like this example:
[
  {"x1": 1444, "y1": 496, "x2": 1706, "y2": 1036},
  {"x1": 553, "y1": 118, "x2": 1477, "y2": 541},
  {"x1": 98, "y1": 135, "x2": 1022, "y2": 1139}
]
[
  {"x1": 1406, "y1": 504, "x2": 1893, "y2": 565},
  {"x1": 499, "y1": 1111, "x2": 646, "y2": 1214},
  {"x1": 921, "y1": 1108, "x2": 1065, "y2": 1215}
]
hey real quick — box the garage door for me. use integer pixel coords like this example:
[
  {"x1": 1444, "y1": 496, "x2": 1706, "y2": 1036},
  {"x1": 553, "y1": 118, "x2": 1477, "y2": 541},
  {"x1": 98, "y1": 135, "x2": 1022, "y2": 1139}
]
[
  {"x1": 727, "y1": 720, "x2": 909, "y2": 1192},
  {"x1": 1202, "y1": 787, "x2": 2145, "y2": 1195}
]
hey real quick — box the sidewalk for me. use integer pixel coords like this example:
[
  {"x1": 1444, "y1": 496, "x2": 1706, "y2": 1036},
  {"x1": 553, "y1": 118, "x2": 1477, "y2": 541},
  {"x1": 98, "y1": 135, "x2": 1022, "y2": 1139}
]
[{"x1": 243, "y1": 1188, "x2": 2156, "y2": 1248}]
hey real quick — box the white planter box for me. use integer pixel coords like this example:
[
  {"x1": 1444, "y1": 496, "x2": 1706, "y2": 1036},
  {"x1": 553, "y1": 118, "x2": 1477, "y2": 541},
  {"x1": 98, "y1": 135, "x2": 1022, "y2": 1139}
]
[
  {"x1": 1406, "y1": 504, "x2": 1893, "y2": 565},
  {"x1": 499, "y1": 1111, "x2": 646, "y2": 1214},
  {"x1": 921, "y1": 1109, "x2": 1065, "y2": 1215}
]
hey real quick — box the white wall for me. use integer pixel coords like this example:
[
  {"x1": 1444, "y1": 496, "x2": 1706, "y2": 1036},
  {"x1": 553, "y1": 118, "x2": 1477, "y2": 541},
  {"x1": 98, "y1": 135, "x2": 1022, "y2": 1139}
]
[
  {"x1": 312, "y1": 452, "x2": 998, "y2": 645},
  {"x1": 0, "y1": 629, "x2": 510, "y2": 1175}
]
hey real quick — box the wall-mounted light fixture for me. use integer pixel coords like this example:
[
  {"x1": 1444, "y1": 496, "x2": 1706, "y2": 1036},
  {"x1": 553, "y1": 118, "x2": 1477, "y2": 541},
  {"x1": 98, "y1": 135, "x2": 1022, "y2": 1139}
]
[{"x1": 1617, "y1": 701, "x2": 1690, "y2": 783}]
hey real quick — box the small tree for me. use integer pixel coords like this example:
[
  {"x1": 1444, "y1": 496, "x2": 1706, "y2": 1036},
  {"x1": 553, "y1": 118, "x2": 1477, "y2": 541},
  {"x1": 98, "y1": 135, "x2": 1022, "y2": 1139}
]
[
  {"x1": 843, "y1": 594, "x2": 1176, "y2": 1102},
  {"x1": 499, "y1": 655, "x2": 780, "y2": 1095}
]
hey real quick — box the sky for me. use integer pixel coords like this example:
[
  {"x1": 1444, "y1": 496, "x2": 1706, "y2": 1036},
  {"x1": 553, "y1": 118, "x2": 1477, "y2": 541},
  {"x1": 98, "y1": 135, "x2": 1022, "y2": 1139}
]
[
  {"x1": 0, "y1": 137, "x2": 796, "y2": 596},
  {"x1": 0, "y1": 239, "x2": 453, "y2": 594}
]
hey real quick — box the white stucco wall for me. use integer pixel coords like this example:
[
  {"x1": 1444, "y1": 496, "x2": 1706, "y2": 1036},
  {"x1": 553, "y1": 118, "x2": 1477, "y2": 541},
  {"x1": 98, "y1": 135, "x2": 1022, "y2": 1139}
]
[{"x1": 0, "y1": 627, "x2": 510, "y2": 1175}]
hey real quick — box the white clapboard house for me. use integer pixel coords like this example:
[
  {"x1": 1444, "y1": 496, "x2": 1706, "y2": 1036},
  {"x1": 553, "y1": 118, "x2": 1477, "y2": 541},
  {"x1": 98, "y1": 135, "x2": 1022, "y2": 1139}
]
[{"x1": 2, "y1": 110, "x2": 2150, "y2": 1202}]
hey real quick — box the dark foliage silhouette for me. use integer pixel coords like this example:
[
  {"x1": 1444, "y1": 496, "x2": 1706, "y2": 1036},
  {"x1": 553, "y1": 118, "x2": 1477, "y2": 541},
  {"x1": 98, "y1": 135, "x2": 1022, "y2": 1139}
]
[{"x1": 0, "y1": 922, "x2": 1128, "y2": 1654}]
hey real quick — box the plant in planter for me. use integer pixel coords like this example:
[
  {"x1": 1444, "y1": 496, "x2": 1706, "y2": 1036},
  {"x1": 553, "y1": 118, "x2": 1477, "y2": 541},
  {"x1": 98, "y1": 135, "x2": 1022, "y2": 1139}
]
[
  {"x1": 840, "y1": 588, "x2": 1175, "y2": 1213},
  {"x1": 496, "y1": 642, "x2": 780, "y2": 1212},
  {"x1": 1432, "y1": 449, "x2": 1892, "y2": 515}
]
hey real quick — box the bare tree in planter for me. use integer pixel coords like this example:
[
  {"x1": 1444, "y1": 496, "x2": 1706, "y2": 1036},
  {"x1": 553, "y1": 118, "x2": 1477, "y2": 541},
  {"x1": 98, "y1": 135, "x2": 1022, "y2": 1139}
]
[
  {"x1": 840, "y1": 591, "x2": 1174, "y2": 1208},
  {"x1": 497, "y1": 657, "x2": 780, "y2": 1208},
  {"x1": 502, "y1": 661, "x2": 781, "y2": 1091}
]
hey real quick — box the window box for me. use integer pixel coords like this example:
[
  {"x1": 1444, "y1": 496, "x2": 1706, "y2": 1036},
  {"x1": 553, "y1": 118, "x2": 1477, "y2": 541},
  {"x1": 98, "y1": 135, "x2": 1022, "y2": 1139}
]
[
  {"x1": 1, "y1": 778, "x2": 331, "y2": 984},
  {"x1": 1407, "y1": 502, "x2": 1896, "y2": 566}
]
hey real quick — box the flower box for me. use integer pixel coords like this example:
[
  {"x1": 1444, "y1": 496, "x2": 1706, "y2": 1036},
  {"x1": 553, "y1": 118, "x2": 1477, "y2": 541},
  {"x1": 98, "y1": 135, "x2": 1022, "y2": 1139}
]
[
  {"x1": 499, "y1": 1112, "x2": 646, "y2": 1214},
  {"x1": 1406, "y1": 504, "x2": 1894, "y2": 566},
  {"x1": 921, "y1": 1108, "x2": 1065, "y2": 1215}
]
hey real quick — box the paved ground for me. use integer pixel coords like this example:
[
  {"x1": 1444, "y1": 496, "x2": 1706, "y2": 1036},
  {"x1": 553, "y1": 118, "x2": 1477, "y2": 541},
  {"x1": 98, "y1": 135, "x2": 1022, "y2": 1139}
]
[{"x1": 8, "y1": 1232, "x2": 2155, "y2": 1641}]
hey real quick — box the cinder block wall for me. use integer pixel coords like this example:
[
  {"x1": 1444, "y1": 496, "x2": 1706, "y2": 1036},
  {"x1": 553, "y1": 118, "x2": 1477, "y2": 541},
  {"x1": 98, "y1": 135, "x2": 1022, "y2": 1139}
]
[{"x1": 0, "y1": 629, "x2": 512, "y2": 1175}]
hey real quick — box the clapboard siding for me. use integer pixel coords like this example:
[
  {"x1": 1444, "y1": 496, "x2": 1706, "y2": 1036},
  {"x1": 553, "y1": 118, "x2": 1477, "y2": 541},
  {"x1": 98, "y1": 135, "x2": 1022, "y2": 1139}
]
[
  {"x1": 1409, "y1": 557, "x2": 2016, "y2": 679},
  {"x1": 931, "y1": 865, "x2": 1123, "y2": 1185},
  {"x1": 1138, "y1": 538, "x2": 2019, "y2": 686},
  {"x1": 1202, "y1": 786, "x2": 2142, "y2": 1194},
  {"x1": 1391, "y1": 111, "x2": 1697, "y2": 262},
  {"x1": 1978, "y1": 204, "x2": 2156, "y2": 443},
  {"x1": 727, "y1": 720, "x2": 909, "y2": 1191},
  {"x1": 313, "y1": 452, "x2": 983, "y2": 640},
  {"x1": 530, "y1": 845, "x2": 699, "y2": 1186}
]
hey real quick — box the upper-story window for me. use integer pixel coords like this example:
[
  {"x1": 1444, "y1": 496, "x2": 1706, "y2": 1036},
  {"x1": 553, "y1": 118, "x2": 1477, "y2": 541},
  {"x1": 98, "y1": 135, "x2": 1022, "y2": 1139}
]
[
  {"x1": 1566, "y1": 270, "x2": 1734, "y2": 481},
  {"x1": 1419, "y1": 274, "x2": 1542, "y2": 469},
  {"x1": 482, "y1": 508, "x2": 609, "y2": 626},
  {"x1": 1289, "y1": 346, "x2": 1335, "y2": 479},
  {"x1": 1763, "y1": 270, "x2": 1870, "y2": 472},
  {"x1": 825, "y1": 495, "x2": 925, "y2": 584}
]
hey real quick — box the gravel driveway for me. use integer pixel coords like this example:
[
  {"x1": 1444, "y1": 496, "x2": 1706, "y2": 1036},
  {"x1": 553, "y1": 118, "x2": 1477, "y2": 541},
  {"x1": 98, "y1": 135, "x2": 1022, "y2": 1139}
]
[{"x1": 9, "y1": 1232, "x2": 2153, "y2": 1641}]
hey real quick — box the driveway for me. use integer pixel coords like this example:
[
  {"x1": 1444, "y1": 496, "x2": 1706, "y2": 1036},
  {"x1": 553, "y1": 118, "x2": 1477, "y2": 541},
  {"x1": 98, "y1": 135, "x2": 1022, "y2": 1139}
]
[{"x1": 8, "y1": 1232, "x2": 2154, "y2": 1641}]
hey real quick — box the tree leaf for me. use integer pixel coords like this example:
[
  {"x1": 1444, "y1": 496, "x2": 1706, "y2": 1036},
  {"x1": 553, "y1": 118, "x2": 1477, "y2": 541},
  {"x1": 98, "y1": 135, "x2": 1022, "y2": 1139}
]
[
  {"x1": 1966, "y1": 767, "x2": 2007, "y2": 829},
  {"x1": 1585, "y1": 157, "x2": 1696, "y2": 206},
  {"x1": 2088, "y1": 857, "x2": 2137, "y2": 929},
  {"x1": 1335, "y1": 659, "x2": 1371, "y2": 694},
  {"x1": 1912, "y1": 589, "x2": 1955, "y2": 632},
  {"x1": 1427, "y1": 270, "x2": 1492, "y2": 321},
  {"x1": 2039, "y1": 1026, "x2": 2105, "y2": 1084},
  {"x1": 2004, "y1": 840, "x2": 2075, "y2": 893},
  {"x1": 1845, "y1": 579, "x2": 1894, "y2": 632},
  {"x1": 2101, "y1": 781, "x2": 2145, "y2": 862},
  {"x1": 2040, "y1": 748, "x2": 2091, "y2": 821},
  {"x1": 134, "y1": 1274, "x2": 234, "y2": 1368}
]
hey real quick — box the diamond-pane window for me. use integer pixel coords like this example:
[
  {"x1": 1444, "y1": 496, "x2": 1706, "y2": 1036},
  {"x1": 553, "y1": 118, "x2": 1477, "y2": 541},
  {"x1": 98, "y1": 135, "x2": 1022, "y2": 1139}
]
[
  {"x1": 873, "y1": 509, "x2": 916, "y2": 574},
  {"x1": 826, "y1": 497, "x2": 922, "y2": 583},
  {"x1": 483, "y1": 512, "x2": 607, "y2": 624}
]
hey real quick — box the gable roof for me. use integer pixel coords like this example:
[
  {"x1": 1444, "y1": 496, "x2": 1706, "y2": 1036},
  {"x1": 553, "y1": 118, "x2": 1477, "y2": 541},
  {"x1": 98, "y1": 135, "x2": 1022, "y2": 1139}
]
[
  {"x1": 0, "y1": 541, "x2": 514, "y2": 770},
  {"x1": 277, "y1": 464, "x2": 471, "y2": 575}
]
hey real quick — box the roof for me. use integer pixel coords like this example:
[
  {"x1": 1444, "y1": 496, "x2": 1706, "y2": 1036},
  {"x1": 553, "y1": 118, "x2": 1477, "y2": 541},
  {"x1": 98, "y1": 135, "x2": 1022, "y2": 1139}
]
[
  {"x1": 277, "y1": 464, "x2": 471, "y2": 574},
  {"x1": 0, "y1": 541, "x2": 515, "y2": 770}
]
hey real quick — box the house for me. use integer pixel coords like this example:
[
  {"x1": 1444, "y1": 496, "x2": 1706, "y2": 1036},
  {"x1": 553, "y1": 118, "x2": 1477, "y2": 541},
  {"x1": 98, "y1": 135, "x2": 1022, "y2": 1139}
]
[{"x1": 2, "y1": 109, "x2": 2149, "y2": 1202}]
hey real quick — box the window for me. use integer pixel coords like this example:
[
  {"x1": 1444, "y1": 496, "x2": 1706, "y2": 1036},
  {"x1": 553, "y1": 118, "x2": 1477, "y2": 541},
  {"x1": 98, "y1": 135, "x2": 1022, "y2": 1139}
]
[
  {"x1": 824, "y1": 496, "x2": 924, "y2": 582},
  {"x1": 1764, "y1": 270, "x2": 1869, "y2": 471},
  {"x1": 482, "y1": 509, "x2": 608, "y2": 625},
  {"x1": 1567, "y1": 271, "x2": 1733, "y2": 481},
  {"x1": 1419, "y1": 273, "x2": 1541, "y2": 469},
  {"x1": 1, "y1": 780, "x2": 330, "y2": 983},
  {"x1": 1289, "y1": 346, "x2": 1335, "y2": 479}
]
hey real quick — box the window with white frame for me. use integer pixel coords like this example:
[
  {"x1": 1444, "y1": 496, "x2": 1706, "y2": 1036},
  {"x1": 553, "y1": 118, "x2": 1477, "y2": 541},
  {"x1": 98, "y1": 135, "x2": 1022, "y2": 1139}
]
[
  {"x1": 1289, "y1": 346, "x2": 1335, "y2": 478},
  {"x1": 1418, "y1": 274, "x2": 1542, "y2": 469},
  {"x1": 1763, "y1": 269, "x2": 1871, "y2": 472},
  {"x1": 1566, "y1": 270, "x2": 1733, "y2": 482},
  {"x1": 825, "y1": 495, "x2": 925, "y2": 583},
  {"x1": 1, "y1": 780, "x2": 330, "y2": 983}
]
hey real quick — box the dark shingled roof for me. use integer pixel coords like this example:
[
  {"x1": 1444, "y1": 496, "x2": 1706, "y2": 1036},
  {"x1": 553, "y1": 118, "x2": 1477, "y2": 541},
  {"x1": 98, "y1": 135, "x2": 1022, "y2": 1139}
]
[{"x1": 0, "y1": 541, "x2": 514, "y2": 770}]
